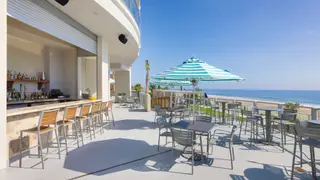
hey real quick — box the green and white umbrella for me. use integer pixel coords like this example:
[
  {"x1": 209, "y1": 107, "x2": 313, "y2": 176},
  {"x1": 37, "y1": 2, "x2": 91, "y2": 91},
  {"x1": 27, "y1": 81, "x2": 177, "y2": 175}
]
[{"x1": 152, "y1": 56, "x2": 244, "y2": 120}]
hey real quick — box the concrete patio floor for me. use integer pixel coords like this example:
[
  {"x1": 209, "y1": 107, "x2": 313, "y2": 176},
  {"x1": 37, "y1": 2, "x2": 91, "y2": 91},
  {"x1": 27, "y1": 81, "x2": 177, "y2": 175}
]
[{"x1": 0, "y1": 105, "x2": 319, "y2": 180}]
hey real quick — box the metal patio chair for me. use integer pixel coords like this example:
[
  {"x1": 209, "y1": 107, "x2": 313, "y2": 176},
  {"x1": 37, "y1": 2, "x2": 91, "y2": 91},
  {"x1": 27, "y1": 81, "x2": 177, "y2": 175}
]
[
  {"x1": 211, "y1": 125, "x2": 237, "y2": 169},
  {"x1": 171, "y1": 127, "x2": 197, "y2": 174},
  {"x1": 157, "y1": 117, "x2": 172, "y2": 151},
  {"x1": 291, "y1": 121, "x2": 320, "y2": 180}
]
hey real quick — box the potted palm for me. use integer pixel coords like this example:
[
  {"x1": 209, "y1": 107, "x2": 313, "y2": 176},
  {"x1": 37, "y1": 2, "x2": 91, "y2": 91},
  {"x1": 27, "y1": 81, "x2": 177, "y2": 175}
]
[{"x1": 144, "y1": 60, "x2": 151, "y2": 111}]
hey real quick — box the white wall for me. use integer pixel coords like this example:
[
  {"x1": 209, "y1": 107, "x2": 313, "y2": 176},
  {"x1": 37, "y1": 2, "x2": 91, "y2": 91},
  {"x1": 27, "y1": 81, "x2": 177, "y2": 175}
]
[
  {"x1": 62, "y1": 50, "x2": 77, "y2": 98},
  {"x1": 47, "y1": 48, "x2": 77, "y2": 98},
  {"x1": 0, "y1": 0, "x2": 7, "y2": 170},
  {"x1": 7, "y1": 40, "x2": 44, "y2": 92},
  {"x1": 85, "y1": 57, "x2": 97, "y2": 98},
  {"x1": 115, "y1": 69, "x2": 131, "y2": 96},
  {"x1": 97, "y1": 36, "x2": 109, "y2": 101}
]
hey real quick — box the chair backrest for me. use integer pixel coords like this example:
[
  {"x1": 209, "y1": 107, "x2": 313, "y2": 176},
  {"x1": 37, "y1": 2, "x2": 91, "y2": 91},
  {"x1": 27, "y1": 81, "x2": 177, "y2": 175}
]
[
  {"x1": 156, "y1": 109, "x2": 168, "y2": 117},
  {"x1": 80, "y1": 104, "x2": 91, "y2": 117},
  {"x1": 108, "y1": 101, "x2": 113, "y2": 110},
  {"x1": 157, "y1": 117, "x2": 169, "y2": 128},
  {"x1": 227, "y1": 103, "x2": 237, "y2": 109},
  {"x1": 39, "y1": 109, "x2": 59, "y2": 126},
  {"x1": 294, "y1": 121, "x2": 320, "y2": 140},
  {"x1": 281, "y1": 112, "x2": 297, "y2": 121},
  {"x1": 195, "y1": 115, "x2": 212, "y2": 123},
  {"x1": 171, "y1": 128, "x2": 194, "y2": 147},
  {"x1": 183, "y1": 108, "x2": 191, "y2": 116},
  {"x1": 64, "y1": 106, "x2": 78, "y2": 120},
  {"x1": 100, "y1": 102, "x2": 108, "y2": 111},
  {"x1": 154, "y1": 105, "x2": 161, "y2": 111},
  {"x1": 92, "y1": 102, "x2": 101, "y2": 114}
]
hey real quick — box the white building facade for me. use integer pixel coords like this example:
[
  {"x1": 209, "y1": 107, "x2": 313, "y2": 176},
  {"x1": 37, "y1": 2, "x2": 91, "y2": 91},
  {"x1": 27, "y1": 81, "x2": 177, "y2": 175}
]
[{"x1": 0, "y1": 0, "x2": 140, "y2": 169}]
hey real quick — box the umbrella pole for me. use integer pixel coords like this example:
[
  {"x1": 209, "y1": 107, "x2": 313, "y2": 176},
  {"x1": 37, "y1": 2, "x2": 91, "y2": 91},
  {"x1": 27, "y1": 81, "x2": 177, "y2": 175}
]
[
  {"x1": 170, "y1": 92, "x2": 173, "y2": 108},
  {"x1": 193, "y1": 86, "x2": 195, "y2": 123}
]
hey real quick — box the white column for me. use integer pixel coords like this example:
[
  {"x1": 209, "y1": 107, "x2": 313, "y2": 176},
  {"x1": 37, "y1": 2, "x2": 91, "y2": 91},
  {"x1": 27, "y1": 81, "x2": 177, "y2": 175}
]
[
  {"x1": 97, "y1": 36, "x2": 109, "y2": 101},
  {"x1": 0, "y1": 0, "x2": 7, "y2": 169},
  {"x1": 114, "y1": 69, "x2": 131, "y2": 97}
]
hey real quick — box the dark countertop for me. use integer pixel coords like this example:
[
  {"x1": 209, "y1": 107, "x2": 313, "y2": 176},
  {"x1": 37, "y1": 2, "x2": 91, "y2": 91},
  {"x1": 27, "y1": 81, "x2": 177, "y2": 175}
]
[{"x1": 7, "y1": 98, "x2": 73, "y2": 105}]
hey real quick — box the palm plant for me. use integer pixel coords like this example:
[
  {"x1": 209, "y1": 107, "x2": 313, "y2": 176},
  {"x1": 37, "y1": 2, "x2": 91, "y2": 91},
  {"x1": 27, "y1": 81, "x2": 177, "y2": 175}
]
[{"x1": 145, "y1": 60, "x2": 150, "y2": 94}]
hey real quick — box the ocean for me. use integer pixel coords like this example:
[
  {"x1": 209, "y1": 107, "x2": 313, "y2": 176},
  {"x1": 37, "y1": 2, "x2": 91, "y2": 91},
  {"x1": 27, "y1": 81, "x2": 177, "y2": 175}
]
[{"x1": 203, "y1": 89, "x2": 320, "y2": 105}]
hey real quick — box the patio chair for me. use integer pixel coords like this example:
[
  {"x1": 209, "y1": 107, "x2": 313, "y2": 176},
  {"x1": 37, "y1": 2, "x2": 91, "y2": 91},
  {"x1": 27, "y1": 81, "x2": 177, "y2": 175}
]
[
  {"x1": 195, "y1": 115, "x2": 213, "y2": 153},
  {"x1": 291, "y1": 121, "x2": 320, "y2": 180},
  {"x1": 157, "y1": 117, "x2": 172, "y2": 151},
  {"x1": 227, "y1": 103, "x2": 240, "y2": 125},
  {"x1": 19, "y1": 109, "x2": 61, "y2": 169},
  {"x1": 154, "y1": 107, "x2": 170, "y2": 124},
  {"x1": 239, "y1": 110, "x2": 264, "y2": 145},
  {"x1": 107, "y1": 101, "x2": 115, "y2": 127},
  {"x1": 272, "y1": 111, "x2": 297, "y2": 152},
  {"x1": 211, "y1": 125, "x2": 237, "y2": 169},
  {"x1": 171, "y1": 127, "x2": 197, "y2": 174}
]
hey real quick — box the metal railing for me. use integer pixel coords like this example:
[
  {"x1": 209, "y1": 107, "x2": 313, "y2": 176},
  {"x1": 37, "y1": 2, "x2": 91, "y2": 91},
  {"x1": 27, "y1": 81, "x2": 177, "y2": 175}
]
[
  {"x1": 121, "y1": 0, "x2": 140, "y2": 25},
  {"x1": 152, "y1": 89, "x2": 320, "y2": 120}
]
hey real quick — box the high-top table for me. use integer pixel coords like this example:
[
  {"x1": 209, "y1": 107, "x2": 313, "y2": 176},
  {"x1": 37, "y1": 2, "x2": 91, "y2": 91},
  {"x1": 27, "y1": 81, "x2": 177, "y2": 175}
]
[
  {"x1": 308, "y1": 120, "x2": 320, "y2": 126},
  {"x1": 255, "y1": 107, "x2": 283, "y2": 142}
]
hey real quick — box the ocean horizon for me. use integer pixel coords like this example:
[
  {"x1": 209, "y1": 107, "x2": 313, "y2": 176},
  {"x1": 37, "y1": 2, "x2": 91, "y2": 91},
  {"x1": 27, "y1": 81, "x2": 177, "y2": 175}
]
[{"x1": 199, "y1": 89, "x2": 320, "y2": 106}]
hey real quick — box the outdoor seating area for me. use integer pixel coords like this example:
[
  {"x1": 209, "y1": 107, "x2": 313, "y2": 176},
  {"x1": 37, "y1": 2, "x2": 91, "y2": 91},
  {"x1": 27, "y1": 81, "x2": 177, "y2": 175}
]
[{"x1": 1, "y1": 99, "x2": 319, "y2": 180}]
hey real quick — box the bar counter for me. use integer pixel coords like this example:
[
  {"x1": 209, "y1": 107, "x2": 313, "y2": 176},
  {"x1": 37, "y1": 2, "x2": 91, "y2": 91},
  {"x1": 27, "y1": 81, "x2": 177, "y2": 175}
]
[
  {"x1": 6, "y1": 99, "x2": 101, "y2": 160},
  {"x1": 7, "y1": 99, "x2": 100, "y2": 117}
]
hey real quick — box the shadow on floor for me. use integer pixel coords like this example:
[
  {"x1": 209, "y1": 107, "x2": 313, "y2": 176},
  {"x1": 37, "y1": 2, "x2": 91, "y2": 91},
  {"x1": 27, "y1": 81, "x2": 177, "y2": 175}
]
[
  {"x1": 230, "y1": 174, "x2": 246, "y2": 180},
  {"x1": 111, "y1": 119, "x2": 156, "y2": 130},
  {"x1": 64, "y1": 138, "x2": 179, "y2": 177},
  {"x1": 244, "y1": 164, "x2": 286, "y2": 180}
]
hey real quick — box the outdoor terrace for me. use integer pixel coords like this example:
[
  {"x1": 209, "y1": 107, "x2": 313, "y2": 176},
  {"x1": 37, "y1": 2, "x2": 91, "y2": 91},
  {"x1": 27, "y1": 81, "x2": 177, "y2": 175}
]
[{"x1": 0, "y1": 102, "x2": 319, "y2": 180}]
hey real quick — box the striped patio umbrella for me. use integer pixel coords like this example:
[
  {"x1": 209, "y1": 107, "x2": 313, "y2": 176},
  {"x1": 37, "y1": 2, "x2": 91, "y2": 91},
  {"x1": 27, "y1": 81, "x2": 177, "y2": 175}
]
[
  {"x1": 152, "y1": 56, "x2": 244, "y2": 120},
  {"x1": 150, "y1": 79, "x2": 192, "y2": 87}
]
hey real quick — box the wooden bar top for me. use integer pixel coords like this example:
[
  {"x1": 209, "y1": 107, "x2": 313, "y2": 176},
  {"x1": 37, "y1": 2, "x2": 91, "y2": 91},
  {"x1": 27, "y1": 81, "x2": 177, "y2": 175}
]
[{"x1": 7, "y1": 99, "x2": 101, "y2": 117}]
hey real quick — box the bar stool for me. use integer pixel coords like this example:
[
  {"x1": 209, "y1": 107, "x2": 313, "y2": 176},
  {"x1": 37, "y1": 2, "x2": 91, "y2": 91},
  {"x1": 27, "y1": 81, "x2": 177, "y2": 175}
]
[
  {"x1": 107, "y1": 101, "x2": 115, "y2": 127},
  {"x1": 76, "y1": 103, "x2": 93, "y2": 141},
  {"x1": 99, "y1": 101, "x2": 110, "y2": 131},
  {"x1": 239, "y1": 110, "x2": 265, "y2": 145},
  {"x1": 19, "y1": 109, "x2": 61, "y2": 169},
  {"x1": 57, "y1": 106, "x2": 80, "y2": 155},
  {"x1": 90, "y1": 102, "x2": 103, "y2": 135},
  {"x1": 227, "y1": 103, "x2": 239, "y2": 125}
]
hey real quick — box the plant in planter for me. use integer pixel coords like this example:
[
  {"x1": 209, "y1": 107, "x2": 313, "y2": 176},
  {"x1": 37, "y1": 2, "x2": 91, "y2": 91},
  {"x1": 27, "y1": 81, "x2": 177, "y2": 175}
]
[{"x1": 284, "y1": 102, "x2": 300, "y2": 113}]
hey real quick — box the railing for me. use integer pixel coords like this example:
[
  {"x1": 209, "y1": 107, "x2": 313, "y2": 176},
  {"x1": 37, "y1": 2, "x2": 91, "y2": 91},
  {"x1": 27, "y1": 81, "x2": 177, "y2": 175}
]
[
  {"x1": 152, "y1": 89, "x2": 320, "y2": 120},
  {"x1": 121, "y1": 0, "x2": 140, "y2": 26}
]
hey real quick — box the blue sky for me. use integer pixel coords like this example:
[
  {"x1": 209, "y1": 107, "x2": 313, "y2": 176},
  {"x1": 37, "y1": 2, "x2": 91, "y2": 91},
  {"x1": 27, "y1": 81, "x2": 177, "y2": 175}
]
[{"x1": 131, "y1": 0, "x2": 320, "y2": 90}]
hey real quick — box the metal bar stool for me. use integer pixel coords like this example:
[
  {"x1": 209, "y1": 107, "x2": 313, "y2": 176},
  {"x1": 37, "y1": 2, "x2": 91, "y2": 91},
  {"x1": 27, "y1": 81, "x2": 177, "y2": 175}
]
[
  {"x1": 107, "y1": 101, "x2": 115, "y2": 127},
  {"x1": 76, "y1": 103, "x2": 93, "y2": 141},
  {"x1": 100, "y1": 101, "x2": 111, "y2": 131},
  {"x1": 90, "y1": 102, "x2": 103, "y2": 135},
  {"x1": 57, "y1": 106, "x2": 80, "y2": 155},
  {"x1": 19, "y1": 109, "x2": 61, "y2": 169}
]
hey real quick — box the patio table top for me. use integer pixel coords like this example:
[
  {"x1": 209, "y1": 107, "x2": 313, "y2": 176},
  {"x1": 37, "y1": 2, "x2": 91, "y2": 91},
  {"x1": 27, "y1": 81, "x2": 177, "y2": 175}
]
[{"x1": 172, "y1": 120, "x2": 215, "y2": 133}]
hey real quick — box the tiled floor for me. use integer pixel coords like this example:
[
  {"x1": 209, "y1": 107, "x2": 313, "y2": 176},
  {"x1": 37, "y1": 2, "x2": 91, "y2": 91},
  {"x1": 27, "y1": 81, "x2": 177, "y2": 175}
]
[{"x1": 0, "y1": 105, "x2": 318, "y2": 180}]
